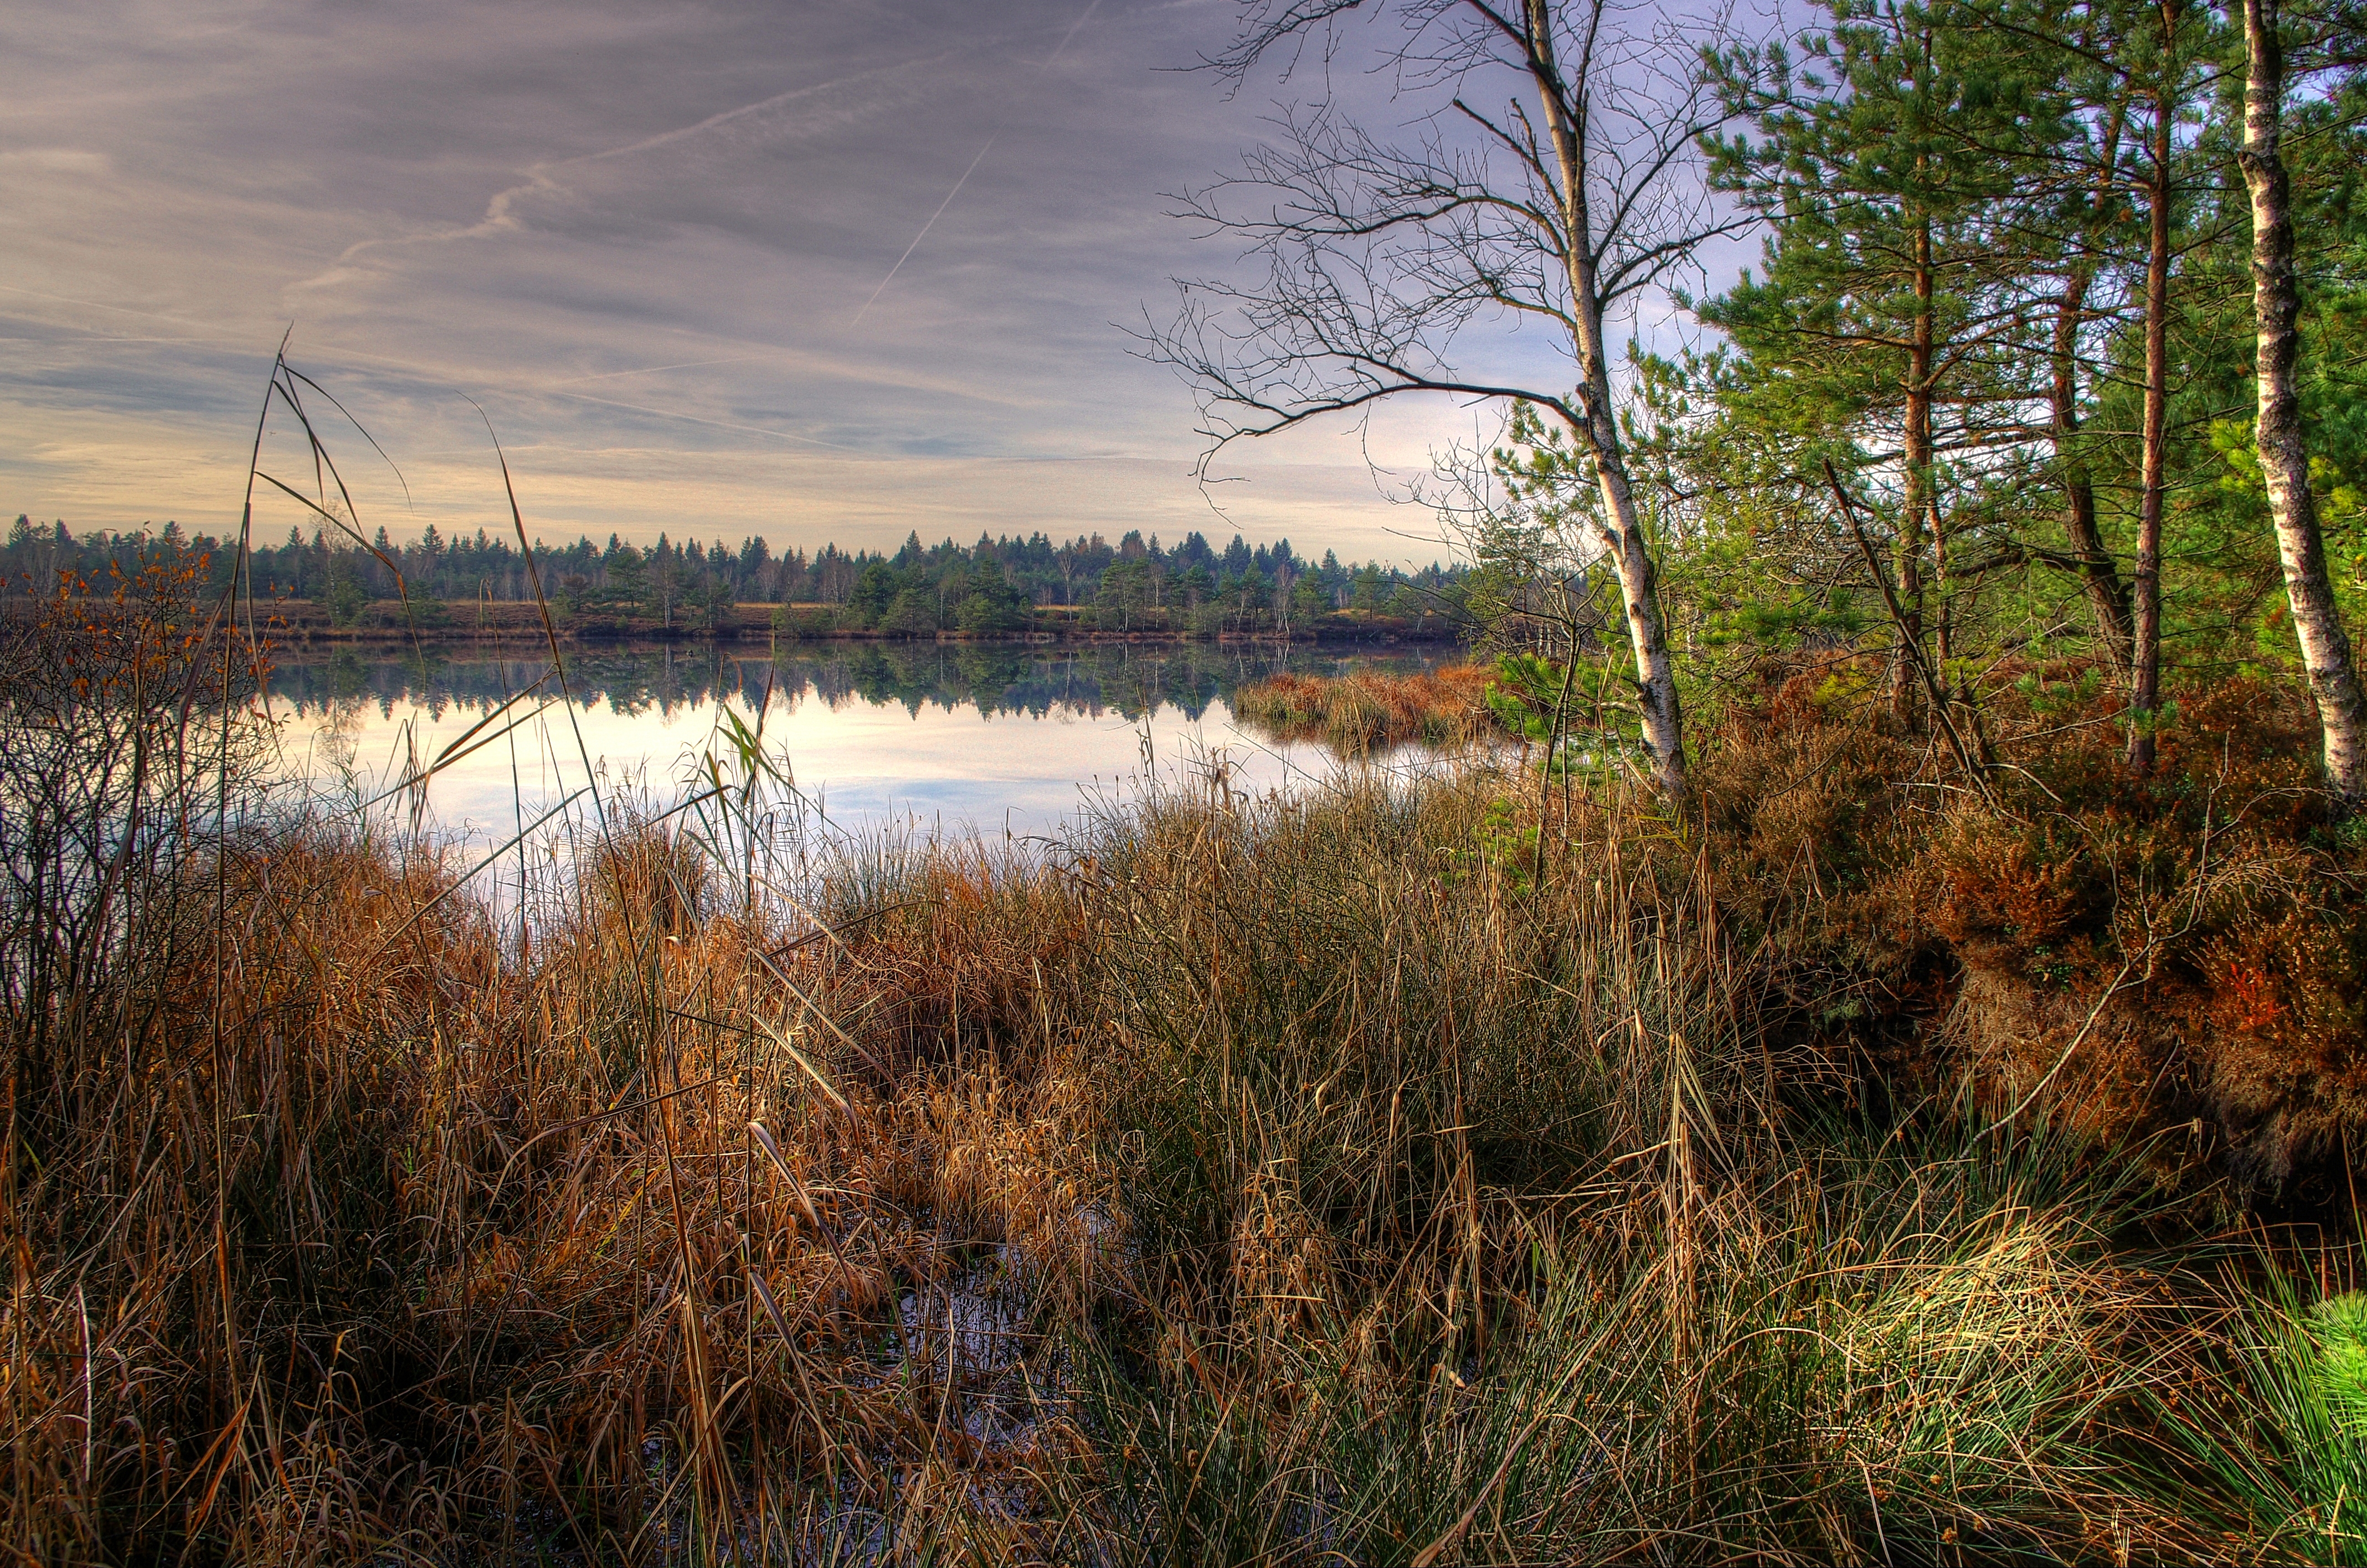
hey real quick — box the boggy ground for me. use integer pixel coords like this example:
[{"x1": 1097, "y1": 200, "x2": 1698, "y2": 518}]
[{"x1": 9, "y1": 657, "x2": 2367, "y2": 1563}]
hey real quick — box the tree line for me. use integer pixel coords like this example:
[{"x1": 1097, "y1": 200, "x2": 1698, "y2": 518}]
[{"x1": 2, "y1": 515, "x2": 1467, "y2": 637}]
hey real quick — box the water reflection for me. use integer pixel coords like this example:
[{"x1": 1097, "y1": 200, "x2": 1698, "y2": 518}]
[
  {"x1": 268, "y1": 641, "x2": 1445, "y2": 844},
  {"x1": 269, "y1": 641, "x2": 1440, "y2": 728}
]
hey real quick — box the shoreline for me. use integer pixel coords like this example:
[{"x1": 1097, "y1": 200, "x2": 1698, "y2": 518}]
[
  {"x1": 246, "y1": 602, "x2": 1463, "y2": 652},
  {"x1": 4, "y1": 591, "x2": 1465, "y2": 650}
]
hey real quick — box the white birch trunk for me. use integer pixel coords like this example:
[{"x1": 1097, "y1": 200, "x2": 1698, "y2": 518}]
[
  {"x1": 2241, "y1": 0, "x2": 2367, "y2": 800},
  {"x1": 1531, "y1": 0, "x2": 1690, "y2": 809}
]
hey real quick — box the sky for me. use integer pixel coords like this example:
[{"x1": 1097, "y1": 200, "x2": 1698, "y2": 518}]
[{"x1": 0, "y1": 0, "x2": 1740, "y2": 566}]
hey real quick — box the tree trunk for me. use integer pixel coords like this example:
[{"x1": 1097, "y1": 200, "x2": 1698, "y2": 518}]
[
  {"x1": 1898, "y1": 213, "x2": 1934, "y2": 725},
  {"x1": 2050, "y1": 178, "x2": 2135, "y2": 674},
  {"x1": 1530, "y1": 0, "x2": 1689, "y2": 808},
  {"x1": 1577, "y1": 385, "x2": 1688, "y2": 805},
  {"x1": 2241, "y1": 0, "x2": 2367, "y2": 799},
  {"x1": 2129, "y1": 27, "x2": 2175, "y2": 776},
  {"x1": 2051, "y1": 282, "x2": 2133, "y2": 670},
  {"x1": 1933, "y1": 491, "x2": 1953, "y2": 669}
]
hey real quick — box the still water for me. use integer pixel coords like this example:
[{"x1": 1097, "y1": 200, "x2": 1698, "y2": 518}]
[{"x1": 266, "y1": 640, "x2": 1447, "y2": 849}]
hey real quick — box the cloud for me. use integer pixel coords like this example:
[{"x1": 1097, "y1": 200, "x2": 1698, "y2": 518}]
[
  {"x1": 0, "y1": 0, "x2": 1633, "y2": 565},
  {"x1": 294, "y1": 49, "x2": 959, "y2": 297},
  {"x1": 0, "y1": 148, "x2": 114, "y2": 176}
]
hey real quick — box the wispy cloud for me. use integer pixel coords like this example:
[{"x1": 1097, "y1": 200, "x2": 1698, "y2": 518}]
[
  {"x1": 0, "y1": 148, "x2": 113, "y2": 176},
  {"x1": 0, "y1": 0, "x2": 1494, "y2": 563},
  {"x1": 296, "y1": 50, "x2": 956, "y2": 296}
]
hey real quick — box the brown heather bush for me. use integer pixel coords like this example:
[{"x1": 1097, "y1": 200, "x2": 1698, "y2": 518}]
[{"x1": 1683, "y1": 659, "x2": 2367, "y2": 1192}]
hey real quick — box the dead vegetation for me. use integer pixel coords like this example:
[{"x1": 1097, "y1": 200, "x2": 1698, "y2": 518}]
[
  {"x1": 1694, "y1": 659, "x2": 2367, "y2": 1191},
  {"x1": 8, "y1": 559, "x2": 2367, "y2": 1561},
  {"x1": 1255, "y1": 654, "x2": 2367, "y2": 1193}
]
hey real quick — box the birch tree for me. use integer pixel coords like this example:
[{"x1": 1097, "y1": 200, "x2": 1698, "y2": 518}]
[
  {"x1": 2239, "y1": 0, "x2": 2367, "y2": 798},
  {"x1": 1152, "y1": 0, "x2": 1746, "y2": 810}
]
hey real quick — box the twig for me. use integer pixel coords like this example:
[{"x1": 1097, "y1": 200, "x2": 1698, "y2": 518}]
[{"x1": 1983, "y1": 958, "x2": 2139, "y2": 1135}]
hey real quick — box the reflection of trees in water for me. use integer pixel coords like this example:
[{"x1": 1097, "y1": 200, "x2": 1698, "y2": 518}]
[{"x1": 269, "y1": 643, "x2": 1444, "y2": 723}]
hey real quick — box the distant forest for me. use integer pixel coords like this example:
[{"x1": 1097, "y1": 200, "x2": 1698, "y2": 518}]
[{"x1": 2, "y1": 515, "x2": 1469, "y2": 636}]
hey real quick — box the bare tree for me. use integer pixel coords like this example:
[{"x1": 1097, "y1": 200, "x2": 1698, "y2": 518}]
[
  {"x1": 2239, "y1": 0, "x2": 2367, "y2": 800},
  {"x1": 1151, "y1": 0, "x2": 1746, "y2": 809}
]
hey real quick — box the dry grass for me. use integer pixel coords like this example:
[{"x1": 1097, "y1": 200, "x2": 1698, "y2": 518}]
[
  {"x1": 1232, "y1": 664, "x2": 1499, "y2": 752},
  {"x1": 6, "y1": 689, "x2": 2363, "y2": 1561}
]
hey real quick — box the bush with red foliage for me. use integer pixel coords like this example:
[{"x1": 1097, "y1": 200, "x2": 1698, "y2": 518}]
[{"x1": 1694, "y1": 662, "x2": 2367, "y2": 1188}]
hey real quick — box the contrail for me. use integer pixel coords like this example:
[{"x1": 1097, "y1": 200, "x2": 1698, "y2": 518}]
[
  {"x1": 850, "y1": 0, "x2": 1104, "y2": 327},
  {"x1": 557, "y1": 354, "x2": 772, "y2": 383},
  {"x1": 850, "y1": 136, "x2": 1001, "y2": 327},
  {"x1": 297, "y1": 55, "x2": 945, "y2": 291}
]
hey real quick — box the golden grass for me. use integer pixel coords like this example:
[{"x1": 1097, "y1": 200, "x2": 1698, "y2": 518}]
[{"x1": 1232, "y1": 663, "x2": 1499, "y2": 751}]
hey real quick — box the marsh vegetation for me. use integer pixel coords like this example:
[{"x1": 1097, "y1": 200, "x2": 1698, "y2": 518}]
[{"x1": 7, "y1": 539, "x2": 2367, "y2": 1562}]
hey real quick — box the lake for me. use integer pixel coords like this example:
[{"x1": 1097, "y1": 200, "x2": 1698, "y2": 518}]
[{"x1": 265, "y1": 640, "x2": 1452, "y2": 852}]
